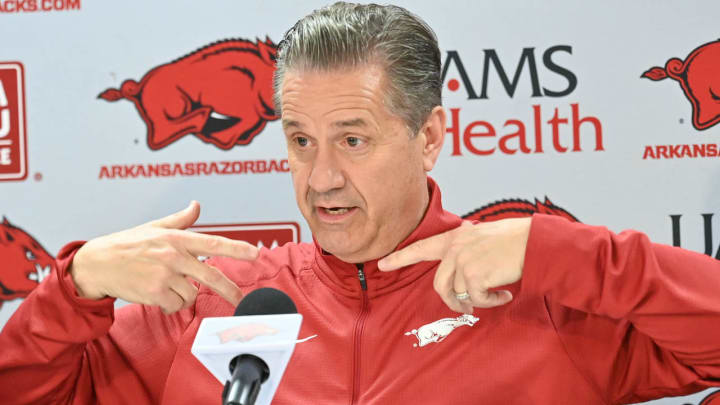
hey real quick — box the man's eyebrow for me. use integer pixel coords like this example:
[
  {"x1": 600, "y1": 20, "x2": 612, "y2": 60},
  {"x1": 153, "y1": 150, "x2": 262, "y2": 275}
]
[
  {"x1": 332, "y1": 118, "x2": 368, "y2": 128},
  {"x1": 282, "y1": 119, "x2": 303, "y2": 130},
  {"x1": 282, "y1": 118, "x2": 369, "y2": 130}
]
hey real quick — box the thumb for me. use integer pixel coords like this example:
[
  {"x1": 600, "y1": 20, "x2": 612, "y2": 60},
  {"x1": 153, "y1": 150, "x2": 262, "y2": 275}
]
[{"x1": 147, "y1": 201, "x2": 201, "y2": 229}]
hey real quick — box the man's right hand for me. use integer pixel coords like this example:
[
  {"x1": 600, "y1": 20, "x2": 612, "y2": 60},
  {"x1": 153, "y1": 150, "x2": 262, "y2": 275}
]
[{"x1": 69, "y1": 201, "x2": 259, "y2": 314}]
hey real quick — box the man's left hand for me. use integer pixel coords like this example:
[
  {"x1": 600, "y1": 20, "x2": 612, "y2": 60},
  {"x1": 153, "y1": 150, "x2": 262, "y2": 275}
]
[{"x1": 378, "y1": 218, "x2": 532, "y2": 313}]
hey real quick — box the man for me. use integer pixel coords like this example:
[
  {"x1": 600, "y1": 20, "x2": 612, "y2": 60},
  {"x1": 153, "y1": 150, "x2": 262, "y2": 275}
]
[{"x1": 1, "y1": 2, "x2": 719, "y2": 404}]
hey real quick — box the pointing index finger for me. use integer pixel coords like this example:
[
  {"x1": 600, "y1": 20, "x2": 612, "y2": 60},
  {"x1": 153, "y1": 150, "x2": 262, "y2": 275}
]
[
  {"x1": 177, "y1": 231, "x2": 259, "y2": 261},
  {"x1": 378, "y1": 230, "x2": 453, "y2": 271},
  {"x1": 179, "y1": 256, "x2": 243, "y2": 307}
]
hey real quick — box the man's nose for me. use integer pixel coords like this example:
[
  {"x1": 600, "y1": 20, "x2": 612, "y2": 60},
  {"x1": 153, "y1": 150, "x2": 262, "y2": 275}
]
[{"x1": 308, "y1": 146, "x2": 345, "y2": 193}]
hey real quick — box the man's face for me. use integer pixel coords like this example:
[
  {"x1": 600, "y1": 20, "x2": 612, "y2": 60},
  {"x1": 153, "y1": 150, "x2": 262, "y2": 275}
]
[{"x1": 280, "y1": 65, "x2": 429, "y2": 263}]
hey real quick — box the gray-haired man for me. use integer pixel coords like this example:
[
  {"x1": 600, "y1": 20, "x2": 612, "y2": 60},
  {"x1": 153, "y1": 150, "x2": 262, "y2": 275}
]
[{"x1": 1, "y1": 3, "x2": 719, "y2": 404}]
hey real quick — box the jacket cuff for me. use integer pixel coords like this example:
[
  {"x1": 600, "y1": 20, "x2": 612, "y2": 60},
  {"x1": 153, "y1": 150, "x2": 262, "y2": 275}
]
[
  {"x1": 56, "y1": 241, "x2": 116, "y2": 312},
  {"x1": 521, "y1": 214, "x2": 576, "y2": 300}
]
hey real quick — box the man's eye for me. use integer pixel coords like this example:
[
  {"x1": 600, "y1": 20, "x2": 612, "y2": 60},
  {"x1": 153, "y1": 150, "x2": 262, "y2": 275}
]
[
  {"x1": 346, "y1": 137, "x2": 362, "y2": 147},
  {"x1": 295, "y1": 137, "x2": 308, "y2": 147}
]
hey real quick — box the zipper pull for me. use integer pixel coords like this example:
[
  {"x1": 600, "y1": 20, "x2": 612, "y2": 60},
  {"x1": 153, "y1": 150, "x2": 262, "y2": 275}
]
[{"x1": 356, "y1": 263, "x2": 367, "y2": 291}]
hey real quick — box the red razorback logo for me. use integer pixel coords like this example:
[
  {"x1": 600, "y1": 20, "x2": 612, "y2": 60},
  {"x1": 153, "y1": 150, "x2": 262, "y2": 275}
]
[
  {"x1": 98, "y1": 37, "x2": 279, "y2": 150},
  {"x1": 699, "y1": 390, "x2": 720, "y2": 405},
  {"x1": 0, "y1": 217, "x2": 54, "y2": 310},
  {"x1": 642, "y1": 39, "x2": 720, "y2": 131},
  {"x1": 462, "y1": 197, "x2": 578, "y2": 223},
  {"x1": 217, "y1": 323, "x2": 278, "y2": 344}
]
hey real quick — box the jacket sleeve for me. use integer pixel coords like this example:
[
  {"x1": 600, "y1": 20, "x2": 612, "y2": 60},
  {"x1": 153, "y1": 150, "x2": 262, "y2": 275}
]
[
  {"x1": 522, "y1": 214, "x2": 720, "y2": 405},
  {"x1": 0, "y1": 242, "x2": 195, "y2": 405}
]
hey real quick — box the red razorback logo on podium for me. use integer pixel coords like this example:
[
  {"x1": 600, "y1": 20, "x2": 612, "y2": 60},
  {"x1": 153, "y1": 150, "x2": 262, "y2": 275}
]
[
  {"x1": 462, "y1": 197, "x2": 578, "y2": 223},
  {"x1": 99, "y1": 37, "x2": 279, "y2": 150},
  {"x1": 642, "y1": 39, "x2": 720, "y2": 131},
  {"x1": 0, "y1": 218, "x2": 54, "y2": 310}
]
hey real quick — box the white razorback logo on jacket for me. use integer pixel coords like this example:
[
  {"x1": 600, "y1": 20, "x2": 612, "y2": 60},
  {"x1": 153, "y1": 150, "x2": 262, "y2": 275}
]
[{"x1": 405, "y1": 314, "x2": 479, "y2": 348}]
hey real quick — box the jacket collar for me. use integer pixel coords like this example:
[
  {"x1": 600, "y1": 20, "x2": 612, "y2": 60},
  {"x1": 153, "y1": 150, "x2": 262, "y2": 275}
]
[{"x1": 312, "y1": 177, "x2": 462, "y2": 299}]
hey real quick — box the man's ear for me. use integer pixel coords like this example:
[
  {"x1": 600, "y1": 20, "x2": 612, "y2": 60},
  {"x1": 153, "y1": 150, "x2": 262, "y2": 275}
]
[{"x1": 418, "y1": 106, "x2": 447, "y2": 171}]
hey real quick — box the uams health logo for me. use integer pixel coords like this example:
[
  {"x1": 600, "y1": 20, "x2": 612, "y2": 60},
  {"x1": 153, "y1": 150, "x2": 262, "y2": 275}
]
[
  {"x1": 99, "y1": 38, "x2": 278, "y2": 150},
  {"x1": 0, "y1": 62, "x2": 28, "y2": 181},
  {"x1": 0, "y1": 218, "x2": 54, "y2": 311},
  {"x1": 641, "y1": 40, "x2": 720, "y2": 160},
  {"x1": 442, "y1": 46, "x2": 604, "y2": 156}
]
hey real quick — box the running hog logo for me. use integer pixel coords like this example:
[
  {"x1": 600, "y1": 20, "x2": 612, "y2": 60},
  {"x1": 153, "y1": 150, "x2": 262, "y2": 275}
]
[
  {"x1": 217, "y1": 323, "x2": 278, "y2": 344},
  {"x1": 0, "y1": 217, "x2": 54, "y2": 309},
  {"x1": 405, "y1": 314, "x2": 479, "y2": 348},
  {"x1": 642, "y1": 39, "x2": 720, "y2": 131},
  {"x1": 462, "y1": 197, "x2": 578, "y2": 223},
  {"x1": 99, "y1": 37, "x2": 279, "y2": 150}
]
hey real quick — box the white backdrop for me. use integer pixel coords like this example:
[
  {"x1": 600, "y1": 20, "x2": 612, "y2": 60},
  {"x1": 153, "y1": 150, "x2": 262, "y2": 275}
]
[{"x1": 1, "y1": 1, "x2": 718, "y2": 403}]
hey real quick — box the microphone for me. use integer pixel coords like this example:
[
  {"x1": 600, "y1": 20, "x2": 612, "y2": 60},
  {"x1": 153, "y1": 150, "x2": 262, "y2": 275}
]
[
  {"x1": 233, "y1": 287, "x2": 297, "y2": 316},
  {"x1": 192, "y1": 288, "x2": 310, "y2": 405},
  {"x1": 223, "y1": 288, "x2": 297, "y2": 405}
]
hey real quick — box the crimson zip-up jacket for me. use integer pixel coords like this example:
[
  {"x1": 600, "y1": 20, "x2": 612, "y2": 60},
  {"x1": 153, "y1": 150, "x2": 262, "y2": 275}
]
[{"x1": 1, "y1": 179, "x2": 719, "y2": 404}]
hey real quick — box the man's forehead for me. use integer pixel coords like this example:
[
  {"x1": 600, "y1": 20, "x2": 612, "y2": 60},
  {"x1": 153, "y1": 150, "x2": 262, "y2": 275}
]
[
  {"x1": 278, "y1": 65, "x2": 394, "y2": 131},
  {"x1": 282, "y1": 117, "x2": 371, "y2": 130},
  {"x1": 280, "y1": 64, "x2": 385, "y2": 98}
]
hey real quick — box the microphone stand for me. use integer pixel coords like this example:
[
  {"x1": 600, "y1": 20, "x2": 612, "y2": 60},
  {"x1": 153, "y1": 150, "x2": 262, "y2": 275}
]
[{"x1": 222, "y1": 355, "x2": 270, "y2": 405}]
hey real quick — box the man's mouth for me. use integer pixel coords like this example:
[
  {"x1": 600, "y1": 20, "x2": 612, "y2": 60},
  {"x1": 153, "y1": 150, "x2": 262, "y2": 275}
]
[
  {"x1": 315, "y1": 206, "x2": 358, "y2": 222},
  {"x1": 323, "y1": 207, "x2": 351, "y2": 215}
]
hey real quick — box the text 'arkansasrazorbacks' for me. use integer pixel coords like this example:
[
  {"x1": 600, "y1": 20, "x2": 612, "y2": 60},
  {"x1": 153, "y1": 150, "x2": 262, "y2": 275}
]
[{"x1": 98, "y1": 159, "x2": 289, "y2": 180}]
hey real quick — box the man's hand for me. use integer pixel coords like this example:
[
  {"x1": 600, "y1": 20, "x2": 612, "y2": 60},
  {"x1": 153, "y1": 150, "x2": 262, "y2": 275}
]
[
  {"x1": 70, "y1": 202, "x2": 259, "y2": 314},
  {"x1": 378, "y1": 218, "x2": 532, "y2": 314}
]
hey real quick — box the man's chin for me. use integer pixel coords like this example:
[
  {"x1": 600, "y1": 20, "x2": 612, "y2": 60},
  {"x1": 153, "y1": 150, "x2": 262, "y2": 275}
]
[
  {"x1": 312, "y1": 231, "x2": 364, "y2": 261},
  {"x1": 315, "y1": 235, "x2": 393, "y2": 264},
  {"x1": 314, "y1": 233, "x2": 354, "y2": 256}
]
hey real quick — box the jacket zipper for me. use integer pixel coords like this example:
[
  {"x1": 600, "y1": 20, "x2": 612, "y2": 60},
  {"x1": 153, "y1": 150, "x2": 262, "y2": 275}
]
[{"x1": 351, "y1": 263, "x2": 369, "y2": 405}]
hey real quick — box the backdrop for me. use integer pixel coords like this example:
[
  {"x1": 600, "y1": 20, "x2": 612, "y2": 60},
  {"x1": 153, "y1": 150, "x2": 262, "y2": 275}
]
[{"x1": 1, "y1": 1, "x2": 718, "y2": 404}]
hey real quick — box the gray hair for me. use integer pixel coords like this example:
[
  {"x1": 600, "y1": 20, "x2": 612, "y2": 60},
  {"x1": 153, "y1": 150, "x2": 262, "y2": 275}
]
[{"x1": 273, "y1": 2, "x2": 442, "y2": 136}]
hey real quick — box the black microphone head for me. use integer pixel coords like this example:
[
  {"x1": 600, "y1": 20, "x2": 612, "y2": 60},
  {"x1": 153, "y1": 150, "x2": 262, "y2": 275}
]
[{"x1": 234, "y1": 287, "x2": 297, "y2": 316}]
